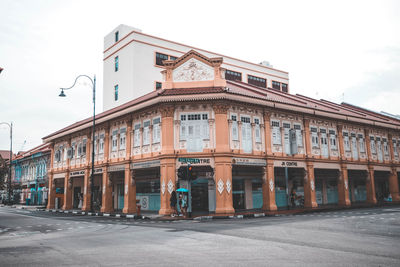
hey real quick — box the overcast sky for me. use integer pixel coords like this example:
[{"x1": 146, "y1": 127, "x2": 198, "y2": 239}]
[{"x1": 0, "y1": 0, "x2": 399, "y2": 152}]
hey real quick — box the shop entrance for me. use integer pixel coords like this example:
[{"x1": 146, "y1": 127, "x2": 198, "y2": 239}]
[
  {"x1": 314, "y1": 169, "x2": 339, "y2": 205},
  {"x1": 274, "y1": 167, "x2": 304, "y2": 209},
  {"x1": 135, "y1": 168, "x2": 160, "y2": 211},
  {"x1": 73, "y1": 186, "x2": 81, "y2": 209},
  {"x1": 374, "y1": 171, "x2": 390, "y2": 203},
  {"x1": 348, "y1": 170, "x2": 367, "y2": 203},
  {"x1": 191, "y1": 179, "x2": 208, "y2": 212},
  {"x1": 232, "y1": 166, "x2": 263, "y2": 211}
]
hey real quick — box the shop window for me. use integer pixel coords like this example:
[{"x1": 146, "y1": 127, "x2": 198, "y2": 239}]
[
  {"x1": 111, "y1": 129, "x2": 118, "y2": 151},
  {"x1": 248, "y1": 75, "x2": 266, "y2": 88},
  {"x1": 114, "y1": 84, "x2": 118, "y2": 101},
  {"x1": 343, "y1": 132, "x2": 350, "y2": 151},
  {"x1": 225, "y1": 70, "x2": 242, "y2": 81},
  {"x1": 311, "y1": 127, "x2": 319, "y2": 148},
  {"x1": 155, "y1": 53, "x2": 177, "y2": 66},
  {"x1": 272, "y1": 81, "x2": 281, "y2": 90},
  {"x1": 282, "y1": 83, "x2": 288, "y2": 92},
  {"x1": 294, "y1": 124, "x2": 303, "y2": 147},
  {"x1": 180, "y1": 112, "x2": 209, "y2": 152},
  {"x1": 115, "y1": 56, "x2": 119, "y2": 72},
  {"x1": 254, "y1": 117, "x2": 261, "y2": 143},
  {"x1": 231, "y1": 114, "x2": 238, "y2": 141},
  {"x1": 120, "y1": 128, "x2": 126, "y2": 150},
  {"x1": 271, "y1": 120, "x2": 281, "y2": 145},
  {"x1": 153, "y1": 117, "x2": 161, "y2": 143},
  {"x1": 143, "y1": 121, "x2": 150, "y2": 146},
  {"x1": 99, "y1": 134, "x2": 105, "y2": 153},
  {"x1": 134, "y1": 124, "x2": 141, "y2": 147},
  {"x1": 370, "y1": 136, "x2": 376, "y2": 154}
]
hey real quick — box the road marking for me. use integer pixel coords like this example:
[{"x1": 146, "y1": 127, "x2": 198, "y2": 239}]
[
  {"x1": 57, "y1": 229, "x2": 62, "y2": 231},
  {"x1": 46, "y1": 230, "x2": 51, "y2": 232}
]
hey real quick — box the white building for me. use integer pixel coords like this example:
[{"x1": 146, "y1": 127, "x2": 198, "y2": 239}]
[{"x1": 103, "y1": 24, "x2": 290, "y2": 111}]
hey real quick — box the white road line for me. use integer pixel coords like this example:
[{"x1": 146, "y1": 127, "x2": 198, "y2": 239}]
[
  {"x1": 46, "y1": 230, "x2": 51, "y2": 232},
  {"x1": 57, "y1": 229, "x2": 62, "y2": 231}
]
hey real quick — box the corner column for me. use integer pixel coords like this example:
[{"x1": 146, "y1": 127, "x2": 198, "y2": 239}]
[
  {"x1": 366, "y1": 166, "x2": 377, "y2": 204},
  {"x1": 338, "y1": 164, "x2": 351, "y2": 206},
  {"x1": 123, "y1": 165, "x2": 137, "y2": 214},
  {"x1": 101, "y1": 166, "x2": 113, "y2": 213},
  {"x1": 214, "y1": 157, "x2": 234, "y2": 214},
  {"x1": 159, "y1": 158, "x2": 176, "y2": 215},
  {"x1": 62, "y1": 172, "x2": 72, "y2": 210},
  {"x1": 262, "y1": 162, "x2": 277, "y2": 211},
  {"x1": 389, "y1": 167, "x2": 400, "y2": 202},
  {"x1": 304, "y1": 162, "x2": 318, "y2": 208}
]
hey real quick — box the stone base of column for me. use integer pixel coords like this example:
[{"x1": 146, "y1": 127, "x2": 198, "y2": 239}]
[
  {"x1": 159, "y1": 208, "x2": 173, "y2": 215},
  {"x1": 215, "y1": 207, "x2": 235, "y2": 215},
  {"x1": 338, "y1": 199, "x2": 351, "y2": 207},
  {"x1": 262, "y1": 203, "x2": 277, "y2": 211},
  {"x1": 123, "y1": 206, "x2": 137, "y2": 214},
  {"x1": 304, "y1": 202, "x2": 318, "y2": 209},
  {"x1": 367, "y1": 198, "x2": 377, "y2": 205}
]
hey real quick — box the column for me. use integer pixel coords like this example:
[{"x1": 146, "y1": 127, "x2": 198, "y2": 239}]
[
  {"x1": 104, "y1": 127, "x2": 110, "y2": 162},
  {"x1": 101, "y1": 167, "x2": 113, "y2": 213},
  {"x1": 338, "y1": 164, "x2": 351, "y2": 206},
  {"x1": 62, "y1": 172, "x2": 72, "y2": 210},
  {"x1": 365, "y1": 129, "x2": 372, "y2": 161},
  {"x1": 159, "y1": 158, "x2": 175, "y2": 215},
  {"x1": 303, "y1": 162, "x2": 318, "y2": 208},
  {"x1": 123, "y1": 165, "x2": 137, "y2": 214},
  {"x1": 262, "y1": 162, "x2": 277, "y2": 211},
  {"x1": 214, "y1": 157, "x2": 235, "y2": 214},
  {"x1": 388, "y1": 134, "x2": 395, "y2": 162},
  {"x1": 47, "y1": 172, "x2": 55, "y2": 209},
  {"x1": 366, "y1": 166, "x2": 377, "y2": 204},
  {"x1": 337, "y1": 125, "x2": 345, "y2": 160},
  {"x1": 161, "y1": 105, "x2": 175, "y2": 155},
  {"x1": 126, "y1": 122, "x2": 132, "y2": 160},
  {"x1": 263, "y1": 112, "x2": 272, "y2": 156},
  {"x1": 82, "y1": 167, "x2": 91, "y2": 211},
  {"x1": 389, "y1": 167, "x2": 400, "y2": 202}
]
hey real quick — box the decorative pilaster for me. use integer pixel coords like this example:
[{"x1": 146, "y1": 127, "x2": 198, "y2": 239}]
[
  {"x1": 365, "y1": 129, "x2": 372, "y2": 161},
  {"x1": 303, "y1": 119, "x2": 312, "y2": 158},
  {"x1": 62, "y1": 172, "x2": 72, "y2": 210},
  {"x1": 104, "y1": 127, "x2": 110, "y2": 162},
  {"x1": 337, "y1": 125, "x2": 345, "y2": 160},
  {"x1": 161, "y1": 105, "x2": 175, "y2": 155},
  {"x1": 101, "y1": 167, "x2": 113, "y2": 213},
  {"x1": 338, "y1": 164, "x2": 351, "y2": 206},
  {"x1": 263, "y1": 112, "x2": 272, "y2": 156},
  {"x1": 303, "y1": 162, "x2": 318, "y2": 208},
  {"x1": 213, "y1": 103, "x2": 230, "y2": 153},
  {"x1": 262, "y1": 162, "x2": 277, "y2": 211},
  {"x1": 126, "y1": 122, "x2": 132, "y2": 159}
]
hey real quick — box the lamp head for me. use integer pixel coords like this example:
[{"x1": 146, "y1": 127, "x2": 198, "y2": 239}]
[{"x1": 59, "y1": 89, "x2": 66, "y2": 97}]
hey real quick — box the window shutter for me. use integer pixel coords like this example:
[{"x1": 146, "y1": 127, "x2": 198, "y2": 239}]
[{"x1": 232, "y1": 122, "x2": 238, "y2": 141}]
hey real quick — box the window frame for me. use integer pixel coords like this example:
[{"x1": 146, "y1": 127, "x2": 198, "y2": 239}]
[
  {"x1": 114, "y1": 84, "x2": 119, "y2": 101},
  {"x1": 225, "y1": 69, "x2": 242, "y2": 82},
  {"x1": 248, "y1": 75, "x2": 267, "y2": 88}
]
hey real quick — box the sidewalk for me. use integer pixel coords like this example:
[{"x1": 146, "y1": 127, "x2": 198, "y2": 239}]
[{"x1": 7, "y1": 202, "x2": 399, "y2": 221}]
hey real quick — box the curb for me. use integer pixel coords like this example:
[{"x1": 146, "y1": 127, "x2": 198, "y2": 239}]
[{"x1": 42, "y1": 208, "x2": 146, "y2": 220}]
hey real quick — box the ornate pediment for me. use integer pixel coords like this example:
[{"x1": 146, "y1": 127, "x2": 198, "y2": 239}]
[{"x1": 173, "y1": 58, "x2": 214, "y2": 82}]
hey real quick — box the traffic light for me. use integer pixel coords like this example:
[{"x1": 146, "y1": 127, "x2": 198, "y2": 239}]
[
  {"x1": 187, "y1": 164, "x2": 197, "y2": 180},
  {"x1": 177, "y1": 168, "x2": 187, "y2": 180}
]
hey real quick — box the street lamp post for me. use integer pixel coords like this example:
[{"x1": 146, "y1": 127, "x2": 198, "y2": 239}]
[
  {"x1": 0, "y1": 122, "x2": 13, "y2": 204},
  {"x1": 59, "y1": 75, "x2": 96, "y2": 212}
]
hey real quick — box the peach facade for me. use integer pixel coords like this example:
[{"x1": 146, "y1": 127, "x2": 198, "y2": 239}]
[{"x1": 44, "y1": 50, "x2": 400, "y2": 215}]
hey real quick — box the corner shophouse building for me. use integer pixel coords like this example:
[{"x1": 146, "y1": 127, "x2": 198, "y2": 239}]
[{"x1": 43, "y1": 50, "x2": 400, "y2": 215}]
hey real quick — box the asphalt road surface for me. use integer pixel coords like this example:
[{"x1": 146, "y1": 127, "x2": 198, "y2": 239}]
[{"x1": 1, "y1": 206, "x2": 399, "y2": 266}]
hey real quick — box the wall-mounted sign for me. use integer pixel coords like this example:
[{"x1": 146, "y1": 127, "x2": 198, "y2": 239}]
[
  {"x1": 70, "y1": 170, "x2": 85, "y2": 177},
  {"x1": 232, "y1": 158, "x2": 266, "y2": 166},
  {"x1": 53, "y1": 172, "x2": 66, "y2": 179},
  {"x1": 108, "y1": 164, "x2": 126, "y2": 172},
  {"x1": 131, "y1": 160, "x2": 160, "y2": 170},
  {"x1": 94, "y1": 168, "x2": 103, "y2": 174},
  {"x1": 178, "y1": 158, "x2": 212, "y2": 166},
  {"x1": 274, "y1": 161, "x2": 306, "y2": 168}
]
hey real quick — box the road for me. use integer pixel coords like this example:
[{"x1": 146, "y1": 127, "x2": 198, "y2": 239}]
[{"x1": 0, "y1": 206, "x2": 399, "y2": 266}]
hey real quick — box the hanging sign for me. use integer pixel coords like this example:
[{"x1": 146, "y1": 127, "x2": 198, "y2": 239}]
[
  {"x1": 70, "y1": 170, "x2": 85, "y2": 177},
  {"x1": 178, "y1": 158, "x2": 212, "y2": 166}
]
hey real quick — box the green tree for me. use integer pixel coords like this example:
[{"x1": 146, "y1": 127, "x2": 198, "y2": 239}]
[{"x1": 0, "y1": 155, "x2": 8, "y2": 190}]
